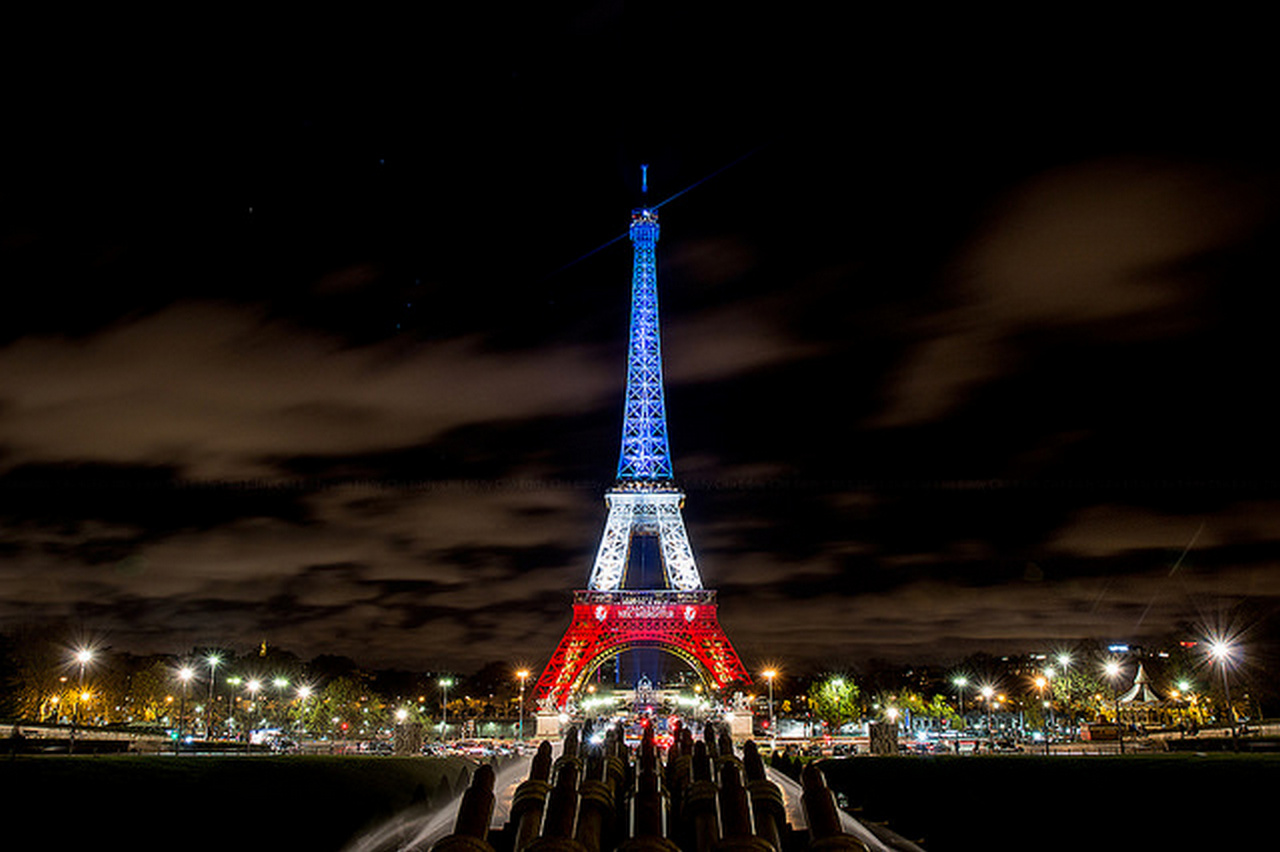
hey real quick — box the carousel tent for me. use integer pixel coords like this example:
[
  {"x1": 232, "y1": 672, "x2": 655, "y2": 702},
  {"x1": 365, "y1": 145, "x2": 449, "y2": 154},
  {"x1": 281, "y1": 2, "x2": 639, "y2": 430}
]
[
  {"x1": 1119, "y1": 663, "x2": 1161, "y2": 704},
  {"x1": 1117, "y1": 663, "x2": 1175, "y2": 728}
]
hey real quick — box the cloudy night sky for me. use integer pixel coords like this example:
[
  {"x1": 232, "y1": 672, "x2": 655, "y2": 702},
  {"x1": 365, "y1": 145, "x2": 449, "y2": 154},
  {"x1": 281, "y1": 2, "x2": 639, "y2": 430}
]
[{"x1": 2, "y1": 8, "x2": 1278, "y2": 678}]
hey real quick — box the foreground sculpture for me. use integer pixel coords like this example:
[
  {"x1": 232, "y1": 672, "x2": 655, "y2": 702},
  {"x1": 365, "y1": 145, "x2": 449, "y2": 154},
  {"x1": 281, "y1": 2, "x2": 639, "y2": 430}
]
[{"x1": 431, "y1": 723, "x2": 895, "y2": 852}]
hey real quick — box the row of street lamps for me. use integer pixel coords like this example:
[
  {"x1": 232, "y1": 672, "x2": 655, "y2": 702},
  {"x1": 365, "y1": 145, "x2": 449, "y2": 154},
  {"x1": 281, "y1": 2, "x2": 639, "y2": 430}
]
[
  {"x1": 949, "y1": 641, "x2": 1242, "y2": 748},
  {"x1": 62, "y1": 640, "x2": 1244, "y2": 749}
]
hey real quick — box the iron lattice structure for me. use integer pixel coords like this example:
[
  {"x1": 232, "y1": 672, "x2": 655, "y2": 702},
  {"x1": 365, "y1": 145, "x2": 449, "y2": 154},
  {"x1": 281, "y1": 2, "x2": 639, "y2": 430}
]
[
  {"x1": 534, "y1": 188, "x2": 750, "y2": 710},
  {"x1": 616, "y1": 207, "x2": 672, "y2": 482}
]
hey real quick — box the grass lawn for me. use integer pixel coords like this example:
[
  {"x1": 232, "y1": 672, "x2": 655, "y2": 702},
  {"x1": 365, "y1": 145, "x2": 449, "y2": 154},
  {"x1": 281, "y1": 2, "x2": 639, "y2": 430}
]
[
  {"x1": 817, "y1": 753, "x2": 1280, "y2": 850},
  {"x1": 0, "y1": 754, "x2": 472, "y2": 852}
]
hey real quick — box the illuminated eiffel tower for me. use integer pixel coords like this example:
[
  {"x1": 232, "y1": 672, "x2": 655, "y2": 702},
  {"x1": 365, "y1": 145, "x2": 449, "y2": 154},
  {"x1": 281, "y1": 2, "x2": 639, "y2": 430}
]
[{"x1": 533, "y1": 169, "x2": 751, "y2": 711}]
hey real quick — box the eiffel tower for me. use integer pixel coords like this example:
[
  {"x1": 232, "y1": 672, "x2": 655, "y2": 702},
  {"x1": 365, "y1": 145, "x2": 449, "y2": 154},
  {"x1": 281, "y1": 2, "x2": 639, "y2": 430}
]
[{"x1": 533, "y1": 169, "x2": 751, "y2": 711}]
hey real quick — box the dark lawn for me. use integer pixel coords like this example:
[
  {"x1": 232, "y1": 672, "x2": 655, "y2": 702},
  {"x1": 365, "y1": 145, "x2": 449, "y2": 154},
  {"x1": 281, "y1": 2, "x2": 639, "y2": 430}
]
[
  {"x1": 0, "y1": 755, "x2": 472, "y2": 852},
  {"x1": 818, "y1": 753, "x2": 1280, "y2": 850}
]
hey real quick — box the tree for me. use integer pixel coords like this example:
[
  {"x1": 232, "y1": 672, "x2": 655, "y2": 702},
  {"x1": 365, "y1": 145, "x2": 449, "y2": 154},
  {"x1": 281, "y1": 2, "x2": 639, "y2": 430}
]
[
  {"x1": 298, "y1": 676, "x2": 369, "y2": 738},
  {"x1": 127, "y1": 659, "x2": 178, "y2": 723},
  {"x1": 807, "y1": 675, "x2": 861, "y2": 731},
  {"x1": 0, "y1": 633, "x2": 20, "y2": 718},
  {"x1": 1052, "y1": 663, "x2": 1104, "y2": 724}
]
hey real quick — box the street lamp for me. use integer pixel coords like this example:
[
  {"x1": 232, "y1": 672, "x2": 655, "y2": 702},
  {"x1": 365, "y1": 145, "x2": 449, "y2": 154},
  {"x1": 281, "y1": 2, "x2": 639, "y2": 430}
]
[
  {"x1": 516, "y1": 669, "x2": 530, "y2": 743},
  {"x1": 439, "y1": 677, "x2": 454, "y2": 742},
  {"x1": 980, "y1": 685, "x2": 995, "y2": 750},
  {"x1": 246, "y1": 678, "x2": 262, "y2": 741},
  {"x1": 226, "y1": 676, "x2": 242, "y2": 739},
  {"x1": 1034, "y1": 676, "x2": 1049, "y2": 754},
  {"x1": 295, "y1": 685, "x2": 313, "y2": 738},
  {"x1": 205, "y1": 654, "x2": 221, "y2": 738},
  {"x1": 1209, "y1": 639, "x2": 1238, "y2": 745},
  {"x1": 953, "y1": 676, "x2": 968, "y2": 731},
  {"x1": 177, "y1": 666, "x2": 195, "y2": 751},
  {"x1": 1103, "y1": 659, "x2": 1125, "y2": 755},
  {"x1": 762, "y1": 669, "x2": 777, "y2": 745},
  {"x1": 272, "y1": 677, "x2": 290, "y2": 730},
  {"x1": 70, "y1": 648, "x2": 94, "y2": 755}
]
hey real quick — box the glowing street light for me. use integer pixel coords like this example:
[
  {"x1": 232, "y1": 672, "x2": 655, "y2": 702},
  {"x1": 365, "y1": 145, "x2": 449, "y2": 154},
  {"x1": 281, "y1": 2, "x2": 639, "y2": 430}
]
[
  {"x1": 205, "y1": 654, "x2": 221, "y2": 737},
  {"x1": 979, "y1": 685, "x2": 995, "y2": 749},
  {"x1": 1103, "y1": 659, "x2": 1125, "y2": 755},
  {"x1": 439, "y1": 677, "x2": 455, "y2": 742},
  {"x1": 272, "y1": 677, "x2": 290, "y2": 730},
  {"x1": 226, "y1": 675, "x2": 242, "y2": 731},
  {"x1": 1034, "y1": 675, "x2": 1049, "y2": 753},
  {"x1": 953, "y1": 676, "x2": 969, "y2": 729},
  {"x1": 762, "y1": 669, "x2": 777, "y2": 745},
  {"x1": 69, "y1": 647, "x2": 95, "y2": 755},
  {"x1": 516, "y1": 669, "x2": 530, "y2": 742},
  {"x1": 294, "y1": 684, "x2": 313, "y2": 737},
  {"x1": 1209, "y1": 638, "x2": 1238, "y2": 744},
  {"x1": 176, "y1": 666, "x2": 195, "y2": 751}
]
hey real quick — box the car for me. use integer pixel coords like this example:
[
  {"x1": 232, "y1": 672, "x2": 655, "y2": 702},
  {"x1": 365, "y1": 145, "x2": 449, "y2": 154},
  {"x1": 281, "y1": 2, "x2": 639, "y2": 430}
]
[{"x1": 986, "y1": 738, "x2": 1024, "y2": 753}]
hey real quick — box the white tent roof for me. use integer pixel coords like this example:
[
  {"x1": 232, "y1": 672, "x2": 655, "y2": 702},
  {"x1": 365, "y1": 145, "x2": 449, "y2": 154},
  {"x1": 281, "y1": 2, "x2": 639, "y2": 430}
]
[{"x1": 1119, "y1": 663, "x2": 1161, "y2": 704}]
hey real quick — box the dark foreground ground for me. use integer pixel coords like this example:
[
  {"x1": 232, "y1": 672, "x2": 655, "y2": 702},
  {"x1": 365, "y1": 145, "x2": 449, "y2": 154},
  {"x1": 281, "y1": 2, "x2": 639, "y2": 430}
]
[
  {"x1": 3, "y1": 752, "x2": 1278, "y2": 851},
  {"x1": 818, "y1": 753, "x2": 1280, "y2": 850},
  {"x1": 0, "y1": 754, "x2": 473, "y2": 852}
]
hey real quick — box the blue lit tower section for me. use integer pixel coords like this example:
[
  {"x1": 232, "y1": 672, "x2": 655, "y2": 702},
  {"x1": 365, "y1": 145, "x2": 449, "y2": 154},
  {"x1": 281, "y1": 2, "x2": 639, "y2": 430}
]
[
  {"x1": 585, "y1": 196, "x2": 702, "y2": 594},
  {"x1": 617, "y1": 206, "x2": 672, "y2": 481}
]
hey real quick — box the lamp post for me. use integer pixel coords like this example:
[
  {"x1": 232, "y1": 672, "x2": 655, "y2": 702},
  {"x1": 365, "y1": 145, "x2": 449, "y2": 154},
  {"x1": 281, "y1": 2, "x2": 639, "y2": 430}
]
[
  {"x1": 516, "y1": 670, "x2": 530, "y2": 743},
  {"x1": 1209, "y1": 640, "x2": 1237, "y2": 747},
  {"x1": 763, "y1": 669, "x2": 777, "y2": 747},
  {"x1": 294, "y1": 684, "x2": 313, "y2": 739},
  {"x1": 1175, "y1": 679, "x2": 1196, "y2": 731},
  {"x1": 953, "y1": 676, "x2": 968, "y2": 732},
  {"x1": 270, "y1": 677, "x2": 289, "y2": 731},
  {"x1": 226, "y1": 676, "x2": 242, "y2": 740},
  {"x1": 1034, "y1": 675, "x2": 1049, "y2": 754},
  {"x1": 439, "y1": 677, "x2": 454, "y2": 742},
  {"x1": 1104, "y1": 660, "x2": 1124, "y2": 755},
  {"x1": 205, "y1": 654, "x2": 221, "y2": 738},
  {"x1": 70, "y1": 648, "x2": 94, "y2": 755},
  {"x1": 177, "y1": 666, "x2": 194, "y2": 753},
  {"x1": 1043, "y1": 667, "x2": 1058, "y2": 737},
  {"x1": 980, "y1": 685, "x2": 995, "y2": 751},
  {"x1": 246, "y1": 678, "x2": 261, "y2": 749}
]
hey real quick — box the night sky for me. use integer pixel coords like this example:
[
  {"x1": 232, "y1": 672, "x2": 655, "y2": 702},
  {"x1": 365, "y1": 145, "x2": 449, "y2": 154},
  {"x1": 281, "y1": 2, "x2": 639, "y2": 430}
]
[{"x1": 3, "y1": 9, "x2": 1278, "y2": 678}]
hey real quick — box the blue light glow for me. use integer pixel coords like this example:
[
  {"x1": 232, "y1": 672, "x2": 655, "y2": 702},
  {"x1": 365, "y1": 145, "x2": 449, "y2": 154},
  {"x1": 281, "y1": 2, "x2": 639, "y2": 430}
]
[{"x1": 616, "y1": 205, "x2": 673, "y2": 481}]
